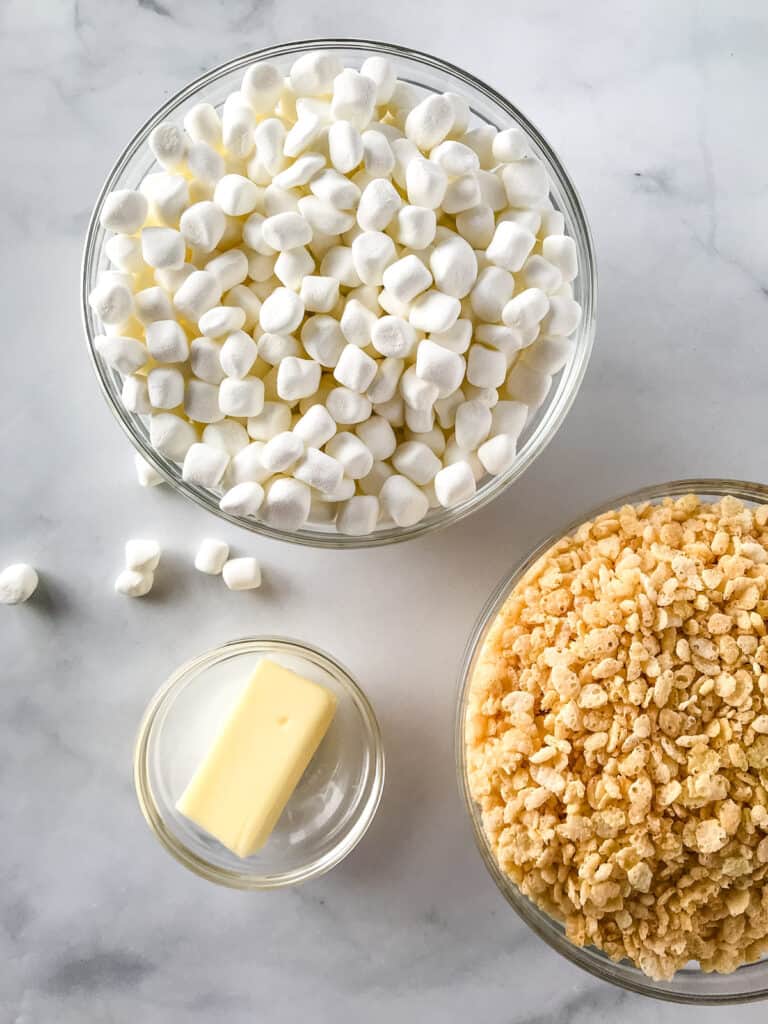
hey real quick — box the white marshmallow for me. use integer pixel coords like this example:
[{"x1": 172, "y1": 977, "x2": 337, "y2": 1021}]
[
  {"x1": 405, "y1": 95, "x2": 454, "y2": 150},
  {"x1": 298, "y1": 274, "x2": 339, "y2": 314},
  {"x1": 339, "y1": 299, "x2": 377, "y2": 347},
  {"x1": 477, "y1": 169, "x2": 507, "y2": 211},
  {"x1": 371, "y1": 315, "x2": 417, "y2": 359},
  {"x1": 187, "y1": 140, "x2": 225, "y2": 185},
  {"x1": 491, "y1": 400, "x2": 528, "y2": 438},
  {"x1": 309, "y1": 168, "x2": 360, "y2": 209},
  {"x1": 274, "y1": 153, "x2": 326, "y2": 191},
  {"x1": 388, "y1": 80, "x2": 420, "y2": 121},
  {"x1": 198, "y1": 305, "x2": 246, "y2": 338},
  {"x1": 463, "y1": 127, "x2": 496, "y2": 169},
  {"x1": 134, "y1": 451, "x2": 163, "y2": 487},
  {"x1": 541, "y1": 235, "x2": 578, "y2": 282},
  {"x1": 122, "y1": 375, "x2": 151, "y2": 414},
  {"x1": 213, "y1": 174, "x2": 260, "y2": 216},
  {"x1": 502, "y1": 288, "x2": 550, "y2": 331},
  {"x1": 261, "y1": 478, "x2": 312, "y2": 530},
  {"x1": 430, "y1": 319, "x2": 472, "y2": 354},
  {"x1": 360, "y1": 56, "x2": 396, "y2": 103},
  {"x1": 377, "y1": 288, "x2": 411, "y2": 319},
  {"x1": 184, "y1": 380, "x2": 224, "y2": 423},
  {"x1": 182, "y1": 442, "x2": 229, "y2": 487},
  {"x1": 105, "y1": 234, "x2": 145, "y2": 273},
  {"x1": 100, "y1": 189, "x2": 148, "y2": 233},
  {"x1": 359, "y1": 460, "x2": 395, "y2": 496},
  {"x1": 205, "y1": 250, "x2": 249, "y2": 293},
  {"x1": 261, "y1": 431, "x2": 304, "y2": 472},
  {"x1": 467, "y1": 344, "x2": 507, "y2": 389},
  {"x1": 301, "y1": 315, "x2": 345, "y2": 366},
  {"x1": 134, "y1": 286, "x2": 173, "y2": 325},
  {"x1": 469, "y1": 266, "x2": 515, "y2": 322},
  {"x1": 277, "y1": 357, "x2": 321, "y2": 401},
  {"x1": 219, "y1": 330, "x2": 257, "y2": 379},
  {"x1": 355, "y1": 415, "x2": 396, "y2": 461},
  {"x1": 492, "y1": 127, "x2": 529, "y2": 163},
  {"x1": 0, "y1": 563, "x2": 39, "y2": 604},
  {"x1": 331, "y1": 69, "x2": 376, "y2": 129},
  {"x1": 540, "y1": 209, "x2": 566, "y2": 236},
  {"x1": 409, "y1": 290, "x2": 460, "y2": 333},
  {"x1": 150, "y1": 412, "x2": 197, "y2": 460},
  {"x1": 222, "y1": 557, "x2": 262, "y2": 590},
  {"x1": 454, "y1": 204, "x2": 494, "y2": 250},
  {"x1": 325, "y1": 432, "x2": 374, "y2": 479},
  {"x1": 391, "y1": 137, "x2": 420, "y2": 188},
  {"x1": 542, "y1": 296, "x2": 582, "y2": 336},
  {"x1": 380, "y1": 475, "x2": 429, "y2": 527},
  {"x1": 274, "y1": 246, "x2": 315, "y2": 289},
  {"x1": 463, "y1": 383, "x2": 500, "y2": 407},
  {"x1": 316, "y1": 475, "x2": 356, "y2": 502},
  {"x1": 293, "y1": 404, "x2": 337, "y2": 448},
  {"x1": 333, "y1": 344, "x2": 377, "y2": 392},
  {"x1": 203, "y1": 420, "x2": 250, "y2": 455},
  {"x1": 259, "y1": 287, "x2": 305, "y2": 333},
  {"x1": 293, "y1": 447, "x2": 343, "y2": 494},
  {"x1": 141, "y1": 172, "x2": 189, "y2": 226},
  {"x1": 454, "y1": 399, "x2": 492, "y2": 450},
  {"x1": 147, "y1": 367, "x2": 184, "y2": 409},
  {"x1": 230, "y1": 442, "x2": 270, "y2": 484},
  {"x1": 367, "y1": 357, "x2": 404, "y2": 404},
  {"x1": 125, "y1": 539, "x2": 161, "y2": 573},
  {"x1": 486, "y1": 221, "x2": 536, "y2": 272},
  {"x1": 141, "y1": 227, "x2": 185, "y2": 270},
  {"x1": 283, "y1": 114, "x2": 325, "y2": 158},
  {"x1": 252, "y1": 118, "x2": 287, "y2": 178},
  {"x1": 362, "y1": 130, "x2": 395, "y2": 178},
  {"x1": 242, "y1": 62, "x2": 284, "y2": 113},
  {"x1": 174, "y1": 270, "x2": 221, "y2": 322},
  {"x1": 289, "y1": 51, "x2": 342, "y2": 96},
  {"x1": 88, "y1": 274, "x2": 134, "y2": 325},
  {"x1": 442, "y1": 173, "x2": 481, "y2": 215},
  {"x1": 474, "y1": 324, "x2": 524, "y2": 363},
  {"x1": 247, "y1": 401, "x2": 292, "y2": 440},
  {"x1": 499, "y1": 207, "x2": 541, "y2": 234},
  {"x1": 520, "y1": 255, "x2": 562, "y2": 293},
  {"x1": 392, "y1": 441, "x2": 441, "y2": 484},
  {"x1": 328, "y1": 120, "x2": 364, "y2": 173},
  {"x1": 179, "y1": 200, "x2": 225, "y2": 253},
  {"x1": 396, "y1": 205, "x2": 436, "y2": 249},
  {"x1": 148, "y1": 122, "x2": 187, "y2": 171},
  {"x1": 478, "y1": 433, "x2": 517, "y2": 475},
  {"x1": 522, "y1": 336, "x2": 573, "y2": 375},
  {"x1": 115, "y1": 568, "x2": 153, "y2": 598},
  {"x1": 444, "y1": 92, "x2": 470, "y2": 137},
  {"x1": 501, "y1": 158, "x2": 549, "y2": 206},
  {"x1": 434, "y1": 461, "x2": 476, "y2": 508},
  {"x1": 220, "y1": 481, "x2": 265, "y2": 518},
  {"x1": 145, "y1": 320, "x2": 189, "y2": 363},
  {"x1": 325, "y1": 387, "x2": 371, "y2": 424},
  {"x1": 264, "y1": 185, "x2": 300, "y2": 217},
  {"x1": 429, "y1": 235, "x2": 477, "y2": 298},
  {"x1": 336, "y1": 495, "x2": 380, "y2": 536},
  {"x1": 221, "y1": 93, "x2": 255, "y2": 158},
  {"x1": 95, "y1": 335, "x2": 147, "y2": 374},
  {"x1": 406, "y1": 158, "x2": 447, "y2": 209},
  {"x1": 505, "y1": 361, "x2": 552, "y2": 407},
  {"x1": 298, "y1": 196, "x2": 355, "y2": 237},
  {"x1": 434, "y1": 388, "x2": 465, "y2": 429},
  {"x1": 443, "y1": 439, "x2": 484, "y2": 481},
  {"x1": 356, "y1": 178, "x2": 402, "y2": 231},
  {"x1": 376, "y1": 396, "x2": 406, "y2": 428},
  {"x1": 319, "y1": 246, "x2": 360, "y2": 287},
  {"x1": 415, "y1": 339, "x2": 465, "y2": 398},
  {"x1": 400, "y1": 365, "x2": 439, "y2": 411},
  {"x1": 405, "y1": 424, "x2": 446, "y2": 456},
  {"x1": 156, "y1": 263, "x2": 194, "y2": 293},
  {"x1": 256, "y1": 331, "x2": 300, "y2": 366},
  {"x1": 184, "y1": 103, "x2": 222, "y2": 147},
  {"x1": 351, "y1": 231, "x2": 396, "y2": 286},
  {"x1": 219, "y1": 377, "x2": 265, "y2": 417},
  {"x1": 430, "y1": 140, "x2": 480, "y2": 176},
  {"x1": 194, "y1": 538, "x2": 229, "y2": 574},
  {"x1": 382, "y1": 254, "x2": 432, "y2": 304},
  {"x1": 260, "y1": 212, "x2": 312, "y2": 252}
]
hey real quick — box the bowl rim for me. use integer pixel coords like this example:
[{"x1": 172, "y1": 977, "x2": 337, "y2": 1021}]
[
  {"x1": 81, "y1": 36, "x2": 597, "y2": 548},
  {"x1": 455, "y1": 478, "x2": 768, "y2": 1003},
  {"x1": 134, "y1": 635, "x2": 385, "y2": 889}
]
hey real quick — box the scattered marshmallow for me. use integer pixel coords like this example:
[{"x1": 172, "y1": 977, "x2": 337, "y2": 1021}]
[
  {"x1": 134, "y1": 452, "x2": 163, "y2": 487},
  {"x1": 194, "y1": 538, "x2": 229, "y2": 574},
  {"x1": 222, "y1": 557, "x2": 262, "y2": 591},
  {"x1": 115, "y1": 568, "x2": 153, "y2": 598},
  {"x1": 125, "y1": 539, "x2": 161, "y2": 572},
  {"x1": 0, "y1": 564, "x2": 38, "y2": 604}
]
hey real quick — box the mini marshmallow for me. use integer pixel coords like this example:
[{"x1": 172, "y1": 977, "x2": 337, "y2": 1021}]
[
  {"x1": 491, "y1": 400, "x2": 528, "y2": 438},
  {"x1": 100, "y1": 189, "x2": 148, "y2": 233},
  {"x1": 443, "y1": 439, "x2": 484, "y2": 481},
  {"x1": 474, "y1": 324, "x2": 523, "y2": 362},
  {"x1": 325, "y1": 387, "x2": 372, "y2": 425},
  {"x1": 134, "y1": 286, "x2": 173, "y2": 325},
  {"x1": 470, "y1": 266, "x2": 515, "y2": 323},
  {"x1": 219, "y1": 377, "x2": 265, "y2": 417},
  {"x1": 184, "y1": 103, "x2": 222, "y2": 146},
  {"x1": 149, "y1": 122, "x2": 187, "y2": 171},
  {"x1": 441, "y1": 174, "x2": 481, "y2": 215},
  {"x1": 320, "y1": 246, "x2": 361, "y2": 287},
  {"x1": 220, "y1": 481, "x2": 265, "y2": 517},
  {"x1": 105, "y1": 234, "x2": 145, "y2": 273},
  {"x1": 371, "y1": 315, "x2": 417, "y2": 359},
  {"x1": 328, "y1": 120, "x2": 364, "y2": 173},
  {"x1": 455, "y1": 204, "x2": 495, "y2": 249},
  {"x1": 486, "y1": 221, "x2": 536, "y2": 273},
  {"x1": 274, "y1": 154, "x2": 326, "y2": 192},
  {"x1": 430, "y1": 319, "x2": 472, "y2": 354},
  {"x1": 540, "y1": 209, "x2": 566, "y2": 236},
  {"x1": 184, "y1": 380, "x2": 224, "y2": 423},
  {"x1": 454, "y1": 399, "x2": 492, "y2": 450},
  {"x1": 541, "y1": 235, "x2": 578, "y2": 282},
  {"x1": 150, "y1": 413, "x2": 197, "y2": 460},
  {"x1": 338, "y1": 299, "x2": 376, "y2": 348},
  {"x1": 148, "y1": 367, "x2": 185, "y2": 409},
  {"x1": 409, "y1": 290, "x2": 461, "y2": 333},
  {"x1": 405, "y1": 94, "x2": 454, "y2": 150},
  {"x1": 477, "y1": 169, "x2": 507, "y2": 211},
  {"x1": 301, "y1": 315, "x2": 345, "y2": 366},
  {"x1": 334, "y1": 344, "x2": 377, "y2": 392},
  {"x1": 115, "y1": 569, "x2": 153, "y2": 598},
  {"x1": 261, "y1": 213, "x2": 312, "y2": 256},
  {"x1": 351, "y1": 231, "x2": 396, "y2": 286},
  {"x1": 400, "y1": 365, "x2": 439, "y2": 411},
  {"x1": 89, "y1": 274, "x2": 134, "y2": 325},
  {"x1": 299, "y1": 275, "x2": 339, "y2": 313},
  {"x1": 213, "y1": 174, "x2": 260, "y2": 216},
  {"x1": 198, "y1": 305, "x2": 246, "y2": 337},
  {"x1": 463, "y1": 383, "x2": 500, "y2": 407},
  {"x1": 293, "y1": 447, "x2": 343, "y2": 494},
  {"x1": 145, "y1": 320, "x2": 189, "y2": 363},
  {"x1": 141, "y1": 227, "x2": 185, "y2": 270},
  {"x1": 95, "y1": 335, "x2": 147, "y2": 374},
  {"x1": 498, "y1": 208, "x2": 541, "y2": 234},
  {"x1": 187, "y1": 140, "x2": 225, "y2": 185},
  {"x1": 391, "y1": 137, "x2": 420, "y2": 188},
  {"x1": 247, "y1": 402, "x2": 292, "y2": 441},
  {"x1": 404, "y1": 403, "x2": 433, "y2": 433},
  {"x1": 392, "y1": 441, "x2": 441, "y2": 485},
  {"x1": 355, "y1": 415, "x2": 396, "y2": 461},
  {"x1": 182, "y1": 442, "x2": 229, "y2": 487},
  {"x1": 261, "y1": 431, "x2": 305, "y2": 472},
  {"x1": 505, "y1": 361, "x2": 552, "y2": 407},
  {"x1": 388, "y1": 80, "x2": 420, "y2": 121},
  {"x1": 203, "y1": 420, "x2": 250, "y2": 455},
  {"x1": 283, "y1": 115, "x2": 325, "y2": 159},
  {"x1": 221, "y1": 94, "x2": 256, "y2": 158},
  {"x1": 522, "y1": 336, "x2": 573, "y2": 375},
  {"x1": 434, "y1": 461, "x2": 476, "y2": 508},
  {"x1": 502, "y1": 288, "x2": 550, "y2": 331},
  {"x1": 205, "y1": 249, "x2": 249, "y2": 292},
  {"x1": 247, "y1": 254, "x2": 277, "y2": 285},
  {"x1": 134, "y1": 451, "x2": 163, "y2": 487},
  {"x1": 289, "y1": 50, "x2": 342, "y2": 96},
  {"x1": 294, "y1": 404, "x2": 337, "y2": 448},
  {"x1": 501, "y1": 158, "x2": 549, "y2": 207},
  {"x1": 252, "y1": 119, "x2": 286, "y2": 179},
  {"x1": 336, "y1": 495, "x2": 380, "y2": 536},
  {"x1": 125, "y1": 539, "x2": 161, "y2": 573},
  {"x1": 406, "y1": 158, "x2": 447, "y2": 209},
  {"x1": 360, "y1": 56, "x2": 396, "y2": 103},
  {"x1": 230, "y1": 442, "x2": 270, "y2": 484},
  {"x1": 404, "y1": 424, "x2": 446, "y2": 456},
  {"x1": 325, "y1": 432, "x2": 374, "y2": 479},
  {"x1": 430, "y1": 140, "x2": 480, "y2": 176},
  {"x1": 429, "y1": 235, "x2": 477, "y2": 298},
  {"x1": 259, "y1": 287, "x2": 305, "y2": 333},
  {"x1": 467, "y1": 344, "x2": 507, "y2": 389},
  {"x1": 317, "y1": 476, "x2": 356, "y2": 503},
  {"x1": 415, "y1": 339, "x2": 465, "y2": 398},
  {"x1": 377, "y1": 288, "x2": 411, "y2": 319},
  {"x1": 222, "y1": 557, "x2": 262, "y2": 590},
  {"x1": 123, "y1": 375, "x2": 151, "y2": 414},
  {"x1": 396, "y1": 205, "x2": 436, "y2": 249},
  {"x1": 274, "y1": 247, "x2": 315, "y2": 289},
  {"x1": 0, "y1": 563, "x2": 39, "y2": 604},
  {"x1": 331, "y1": 69, "x2": 376, "y2": 129},
  {"x1": 444, "y1": 92, "x2": 470, "y2": 137},
  {"x1": 359, "y1": 460, "x2": 395, "y2": 496},
  {"x1": 382, "y1": 254, "x2": 432, "y2": 304},
  {"x1": 174, "y1": 270, "x2": 221, "y2": 322},
  {"x1": 310, "y1": 168, "x2": 360, "y2": 209},
  {"x1": 156, "y1": 263, "x2": 194, "y2": 293},
  {"x1": 242, "y1": 62, "x2": 284, "y2": 113},
  {"x1": 366, "y1": 357, "x2": 404, "y2": 404},
  {"x1": 257, "y1": 331, "x2": 300, "y2": 365},
  {"x1": 434, "y1": 388, "x2": 465, "y2": 429},
  {"x1": 542, "y1": 295, "x2": 582, "y2": 336},
  {"x1": 379, "y1": 475, "x2": 429, "y2": 527},
  {"x1": 140, "y1": 172, "x2": 189, "y2": 226},
  {"x1": 277, "y1": 357, "x2": 322, "y2": 401},
  {"x1": 195, "y1": 538, "x2": 229, "y2": 574},
  {"x1": 219, "y1": 330, "x2": 257, "y2": 379},
  {"x1": 362, "y1": 130, "x2": 395, "y2": 178},
  {"x1": 492, "y1": 127, "x2": 529, "y2": 163},
  {"x1": 356, "y1": 179, "x2": 402, "y2": 232},
  {"x1": 477, "y1": 433, "x2": 517, "y2": 476}
]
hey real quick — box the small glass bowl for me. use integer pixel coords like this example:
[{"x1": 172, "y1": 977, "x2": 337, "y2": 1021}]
[
  {"x1": 81, "y1": 37, "x2": 597, "y2": 548},
  {"x1": 456, "y1": 479, "x2": 768, "y2": 1004},
  {"x1": 134, "y1": 636, "x2": 384, "y2": 889}
]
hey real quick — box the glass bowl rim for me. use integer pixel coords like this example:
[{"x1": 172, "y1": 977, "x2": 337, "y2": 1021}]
[
  {"x1": 455, "y1": 477, "x2": 768, "y2": 1004},
  {"x1": 81, "y1": 36, "x2": 597, "y2": 549},
  {"x1": 134, "y1": 635, "x2": 385, "y2": 890}
]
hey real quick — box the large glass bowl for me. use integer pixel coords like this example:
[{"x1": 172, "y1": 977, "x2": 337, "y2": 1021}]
[
  {"x1": 82, "y1": 38, "x2": 596, "y2": 548},
  {"x1": 456, "y1": 479, "x2": 768, "y2": 1003}
]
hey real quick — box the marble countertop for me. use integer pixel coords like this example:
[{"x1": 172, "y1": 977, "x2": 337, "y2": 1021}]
[{"x1": 3, "y1": 1, "x2": 768, "y2": 1020}]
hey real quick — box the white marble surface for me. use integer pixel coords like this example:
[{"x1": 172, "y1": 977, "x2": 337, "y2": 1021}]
[{"x1": 2, "y1": 1, "x2": 768, "y2": 1020}]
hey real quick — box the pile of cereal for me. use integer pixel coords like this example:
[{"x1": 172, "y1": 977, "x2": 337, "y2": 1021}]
[{"x1": 466, "y1": 495, "x2": 768, "y2": 980}]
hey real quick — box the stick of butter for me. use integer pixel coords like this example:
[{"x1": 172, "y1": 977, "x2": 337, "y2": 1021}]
[{"x1": 176, "y1": 658, "x2": 337, "y2": 858}]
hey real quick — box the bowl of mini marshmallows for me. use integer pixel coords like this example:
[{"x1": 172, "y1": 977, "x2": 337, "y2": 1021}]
[
  {"x1": 458, "y1": 479, "x2": 768, "y2": 1003},
  {"x1": 82, "y1": 39, "x2": 596, "y2": 547}
]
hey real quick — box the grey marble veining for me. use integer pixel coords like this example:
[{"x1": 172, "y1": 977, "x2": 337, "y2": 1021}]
[{"x1": 2, "y1": 1, "x2": 768, "y2": 1021}]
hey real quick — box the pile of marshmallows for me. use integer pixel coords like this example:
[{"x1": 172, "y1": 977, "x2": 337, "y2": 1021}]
[{"x1": 91, "y1": 51, "x2": 581, "y2": 536}]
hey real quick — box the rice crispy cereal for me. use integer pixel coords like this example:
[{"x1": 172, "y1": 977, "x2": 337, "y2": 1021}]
[{"x1": 465, "y1": 495, "x2": 768, "y2": 980}]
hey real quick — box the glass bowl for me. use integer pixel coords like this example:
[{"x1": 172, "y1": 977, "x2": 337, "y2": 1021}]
[
  {"x1": 456, "y1": 479, "x2": 768, "y2": 1003},
  {"x1": 81, "y1": 38, "x2": 597, "y2": 548},
  {"x1": 134, "y1": 636, "x2": 384, "y2": 889}
]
